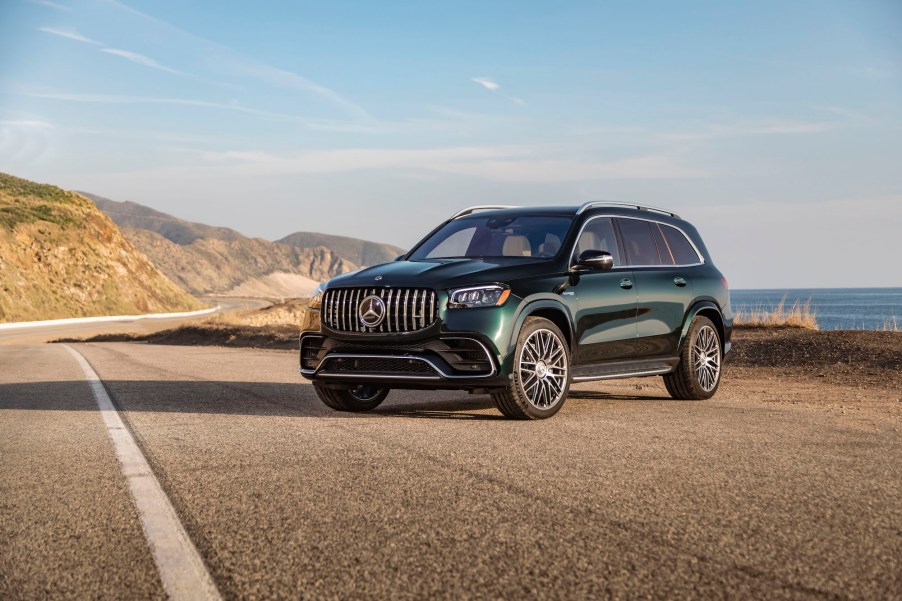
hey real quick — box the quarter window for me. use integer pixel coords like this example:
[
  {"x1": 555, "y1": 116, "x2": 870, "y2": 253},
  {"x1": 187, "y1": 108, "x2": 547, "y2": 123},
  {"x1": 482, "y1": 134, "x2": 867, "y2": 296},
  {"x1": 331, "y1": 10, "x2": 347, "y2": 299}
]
[
  {"x1": 660, "y1": 224, "x2": 701, "y2": 265},
  {"x1": 618, "y1": 219, "x2": 662, "y2": 266},
  {"x1": 574, "y1": 217, "x2": 622, "y2": 266}
]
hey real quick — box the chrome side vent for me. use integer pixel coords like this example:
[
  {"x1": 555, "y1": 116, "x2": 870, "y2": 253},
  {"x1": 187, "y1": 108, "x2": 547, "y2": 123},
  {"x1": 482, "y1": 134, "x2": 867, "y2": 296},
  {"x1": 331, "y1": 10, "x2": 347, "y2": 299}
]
[{"x1": 322, "y1": 288, "x2": 438, "y2": 334}]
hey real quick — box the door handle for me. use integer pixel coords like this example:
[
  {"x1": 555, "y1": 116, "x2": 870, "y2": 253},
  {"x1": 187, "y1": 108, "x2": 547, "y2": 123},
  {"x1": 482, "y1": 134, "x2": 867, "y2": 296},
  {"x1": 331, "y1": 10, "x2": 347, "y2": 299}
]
[
  {"x1": 673, "y1": 277, "x2": 687, "y2": 287},
  {"x1": 619, "y1": 278, "x2": 633, "y2": 290}
]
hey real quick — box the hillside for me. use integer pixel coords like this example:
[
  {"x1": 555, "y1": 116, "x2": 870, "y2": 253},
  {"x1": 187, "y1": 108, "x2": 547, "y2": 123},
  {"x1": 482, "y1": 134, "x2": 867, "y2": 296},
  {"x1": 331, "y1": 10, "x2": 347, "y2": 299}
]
[
  {"x1": 277, "y1": 231, "x2": 405, "y2": 267},
  {"x1": 0, "y1": 173, "x2": 204, "y2": 323},
  {"x1": 87, "y1": 194, "x2": 358, "y2": 296}
]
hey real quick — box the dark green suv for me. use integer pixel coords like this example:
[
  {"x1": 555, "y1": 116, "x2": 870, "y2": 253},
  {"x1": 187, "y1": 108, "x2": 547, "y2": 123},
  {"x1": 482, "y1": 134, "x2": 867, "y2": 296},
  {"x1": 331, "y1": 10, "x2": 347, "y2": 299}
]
[{"x1": 300, "y1": 202, "x2": 732, "y2": 419}]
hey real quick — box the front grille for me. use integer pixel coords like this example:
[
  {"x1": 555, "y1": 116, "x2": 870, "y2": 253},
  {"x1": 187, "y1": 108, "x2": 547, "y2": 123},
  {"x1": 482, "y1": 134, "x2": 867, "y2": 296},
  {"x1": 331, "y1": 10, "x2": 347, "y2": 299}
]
[
  {"x1": 320, "y1": 356, "x2": 439, "y2": 377},
  {"x1": 322, "y1": 287, "x2": 438, "y2": 334}
]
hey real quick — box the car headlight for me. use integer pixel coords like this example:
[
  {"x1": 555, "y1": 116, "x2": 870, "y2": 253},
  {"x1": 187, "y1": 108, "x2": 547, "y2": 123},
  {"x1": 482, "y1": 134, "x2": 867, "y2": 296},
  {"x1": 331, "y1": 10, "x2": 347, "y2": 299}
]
[
  {"x1": 448, "y1": 285, "x2": 511, "y2": 309},
  {"x1": 308, "y1": 284, "x2": 325, "y2": 309}
]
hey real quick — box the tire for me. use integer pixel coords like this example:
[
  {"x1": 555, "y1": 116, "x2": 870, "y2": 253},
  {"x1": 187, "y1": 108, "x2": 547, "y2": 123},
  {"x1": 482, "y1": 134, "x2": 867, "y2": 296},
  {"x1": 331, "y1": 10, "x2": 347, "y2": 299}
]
[
  {"x1": 663, "y1": 316, "x2": 722, "y2": 400},
  {"x1": 492, "y1": 317, "x2": 572, "y2": 420},
  {"x1": 313, "y1": 383, "x2": 389, "y2": 412}
]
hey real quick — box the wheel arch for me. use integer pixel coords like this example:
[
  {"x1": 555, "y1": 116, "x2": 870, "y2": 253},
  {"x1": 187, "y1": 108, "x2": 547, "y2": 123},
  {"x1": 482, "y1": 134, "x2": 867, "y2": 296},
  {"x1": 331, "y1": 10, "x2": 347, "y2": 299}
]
[
  {"x1": 507, "y1": 299, "x2": 575, "y2": 356},
  {"x1": 679, "y1": 300, "x2": 725, "y2": 352}
]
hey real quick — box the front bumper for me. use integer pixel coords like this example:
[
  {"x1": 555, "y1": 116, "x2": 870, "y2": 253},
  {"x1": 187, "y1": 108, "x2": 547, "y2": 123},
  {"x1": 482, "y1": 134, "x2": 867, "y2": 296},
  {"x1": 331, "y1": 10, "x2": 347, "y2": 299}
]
[{"x1": 299, "y1": 331, "x2": 510, "y2": 390}]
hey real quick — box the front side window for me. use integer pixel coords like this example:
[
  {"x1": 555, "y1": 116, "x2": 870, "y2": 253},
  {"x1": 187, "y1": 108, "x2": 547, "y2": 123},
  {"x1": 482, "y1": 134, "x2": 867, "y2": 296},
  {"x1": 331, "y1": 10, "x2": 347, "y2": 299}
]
[
  {"x1": 409, "y1": 215, "x2": 572, "y2": 260},
  {"x1": 573, "y1": 217, "x2": 622, "y2": 267},
  {"x1": 618, "y1": 218, "x2": 663, "y2": 266}
]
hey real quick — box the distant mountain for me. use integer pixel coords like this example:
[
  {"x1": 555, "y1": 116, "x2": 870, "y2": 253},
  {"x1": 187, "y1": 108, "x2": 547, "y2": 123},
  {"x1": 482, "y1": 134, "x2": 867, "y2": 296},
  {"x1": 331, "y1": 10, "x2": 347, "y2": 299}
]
[
  {"x1": 277, "y1": 231, "x2": 405, "y2": 268},
  {"x1": 86, "y1": 194, "x2": 358, "y2": 297},
  {"x1": 87, "y1": 194, "x2": 244, "y2": 244},
  {"x1": 0, "y1": 173, "x2": 203, "y2": 323}
]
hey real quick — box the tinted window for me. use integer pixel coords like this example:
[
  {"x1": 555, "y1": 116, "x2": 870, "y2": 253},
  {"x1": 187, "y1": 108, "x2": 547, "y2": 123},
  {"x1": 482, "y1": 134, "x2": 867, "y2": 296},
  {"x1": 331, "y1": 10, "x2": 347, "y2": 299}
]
[
  {"x1": 425, "y1": 227, "x2": 476, "y2": 259},
  {"x1": 409, "y1": 216, "x2": 571, "y2": 260},
  {"x1": 651, "y1": 223, "x2": 674, "y2": 265},
  {"x1": 660, "y1": 224, "x2": 701, "y2": 265},
  {"x1": 574, "y1": 217, "x2": 622, "y2": 266},
  {"x1": 618, "y1": 219, "x2": 662, "y2": 266}
]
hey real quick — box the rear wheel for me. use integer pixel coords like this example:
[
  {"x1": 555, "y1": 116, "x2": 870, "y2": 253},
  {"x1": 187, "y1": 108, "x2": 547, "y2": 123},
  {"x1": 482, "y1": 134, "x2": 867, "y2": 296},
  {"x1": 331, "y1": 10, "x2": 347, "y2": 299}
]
[
  {"x1": 492, "y1": 317, "x2": 572, "y2": 419},
  {"x1": 663, "y1": 316, "x2": 722, "y2": 400},
  {"x1": 314, "y1": 383, "x2": 389, "y2": 412}
]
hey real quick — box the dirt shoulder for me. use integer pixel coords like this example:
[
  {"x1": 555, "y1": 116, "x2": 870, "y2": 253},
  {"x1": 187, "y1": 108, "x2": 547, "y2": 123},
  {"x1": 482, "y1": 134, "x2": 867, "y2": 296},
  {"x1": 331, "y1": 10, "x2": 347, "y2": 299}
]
[
  {"x1": 726, "y1": 327, "x2": 902, "y2": 392},
  {"x1": 57, "y1": 324, "x2": 902, "y2": 393}
]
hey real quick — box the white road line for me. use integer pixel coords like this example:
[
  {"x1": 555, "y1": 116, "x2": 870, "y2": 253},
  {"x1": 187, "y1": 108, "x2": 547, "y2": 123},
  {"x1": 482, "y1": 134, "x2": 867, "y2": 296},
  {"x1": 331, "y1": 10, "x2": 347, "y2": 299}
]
[
  {"x1": 64, "y1": 345, "x2": 222, "y2": 601},
  {"x1": 0, "y1": 306, "x2": 220, "y2": 330}
]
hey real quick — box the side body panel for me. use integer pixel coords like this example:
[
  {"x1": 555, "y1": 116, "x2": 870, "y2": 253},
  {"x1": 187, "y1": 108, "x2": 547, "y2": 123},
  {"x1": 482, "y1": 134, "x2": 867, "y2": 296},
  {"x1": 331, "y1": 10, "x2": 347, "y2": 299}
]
[{"x1": 632, "y1": 267, "x2": 694, "y2": 357}]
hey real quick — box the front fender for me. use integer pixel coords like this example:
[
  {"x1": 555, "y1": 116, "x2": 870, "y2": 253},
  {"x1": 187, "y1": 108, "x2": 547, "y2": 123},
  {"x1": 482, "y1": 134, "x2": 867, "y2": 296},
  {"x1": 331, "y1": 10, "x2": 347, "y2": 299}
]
[{"x1": 505, "y1": 296, "x2": 576, "y2": 358}]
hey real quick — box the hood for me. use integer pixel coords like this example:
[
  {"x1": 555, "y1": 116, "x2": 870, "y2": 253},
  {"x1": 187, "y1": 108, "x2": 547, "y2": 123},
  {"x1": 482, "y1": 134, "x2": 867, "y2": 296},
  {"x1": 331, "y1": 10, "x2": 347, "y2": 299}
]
[{"x1": 326, "y1": 258, "x2": 559, "y2": 290}]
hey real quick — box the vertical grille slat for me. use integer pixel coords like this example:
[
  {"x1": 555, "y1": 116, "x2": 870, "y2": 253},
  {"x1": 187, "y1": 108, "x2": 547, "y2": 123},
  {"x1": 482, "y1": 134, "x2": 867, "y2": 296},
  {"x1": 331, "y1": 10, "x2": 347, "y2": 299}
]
[
  {"x1": 320, "y1": 287, "x2": 438, "y2": 333},
  {"x1": 419, "y1": 291, "x2": 427, "y2": 329}
]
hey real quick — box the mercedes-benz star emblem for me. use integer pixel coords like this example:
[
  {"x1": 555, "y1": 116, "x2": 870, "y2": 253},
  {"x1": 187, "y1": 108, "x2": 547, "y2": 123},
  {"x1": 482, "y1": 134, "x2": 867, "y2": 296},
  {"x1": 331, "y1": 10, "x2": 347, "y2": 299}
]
[{"x1": 358, "y1": 295, "x2": 386, "y2": 328}]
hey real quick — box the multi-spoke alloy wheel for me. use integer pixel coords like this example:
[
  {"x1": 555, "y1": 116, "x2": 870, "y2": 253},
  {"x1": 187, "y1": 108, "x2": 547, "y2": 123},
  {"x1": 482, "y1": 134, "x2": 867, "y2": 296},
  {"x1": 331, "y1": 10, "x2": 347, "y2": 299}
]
[
  {"x1": 492, "y1": 317, "x2": 572, "y2": 419},
  {"x1": 519, "y1": 329, "x2": 569, "y2": 410},
  {"x1": 693, "y1": 325, "x2": 721, "y2": 392},
  {"x1": 663, "y1": 315, "x2": 722, "y2": 400}
]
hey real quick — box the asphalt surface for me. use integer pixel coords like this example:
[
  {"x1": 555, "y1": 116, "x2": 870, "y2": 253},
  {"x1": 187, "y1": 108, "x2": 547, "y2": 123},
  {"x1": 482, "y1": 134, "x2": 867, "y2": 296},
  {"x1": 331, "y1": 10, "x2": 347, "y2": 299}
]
[
  {"x1": 1, "y1": 342, "x2": 900, "y2": 600},
  {"x1": 0, "y1": 297, "x2": 270, "y2": 345}
]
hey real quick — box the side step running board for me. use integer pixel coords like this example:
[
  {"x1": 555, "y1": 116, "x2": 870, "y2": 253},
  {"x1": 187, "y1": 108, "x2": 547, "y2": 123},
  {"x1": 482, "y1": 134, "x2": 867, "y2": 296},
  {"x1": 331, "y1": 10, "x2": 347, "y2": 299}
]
[{"x1": 571, "y1": 358, "x2": 678, "y2": 383}]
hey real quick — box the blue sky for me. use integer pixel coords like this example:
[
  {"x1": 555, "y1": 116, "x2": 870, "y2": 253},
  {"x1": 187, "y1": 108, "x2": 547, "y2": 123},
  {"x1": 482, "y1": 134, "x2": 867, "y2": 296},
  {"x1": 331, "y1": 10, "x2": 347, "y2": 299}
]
[{"x1": 1, "y1": 0, "x2": 900, "y2": 287}]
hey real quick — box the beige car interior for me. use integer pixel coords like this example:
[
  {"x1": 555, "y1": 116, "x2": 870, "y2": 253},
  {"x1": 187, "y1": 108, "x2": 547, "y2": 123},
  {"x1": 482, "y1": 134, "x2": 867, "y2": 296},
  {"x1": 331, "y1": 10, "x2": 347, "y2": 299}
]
[{"x1": 502, "y1": 235, "x2": 532, "y2": 257}]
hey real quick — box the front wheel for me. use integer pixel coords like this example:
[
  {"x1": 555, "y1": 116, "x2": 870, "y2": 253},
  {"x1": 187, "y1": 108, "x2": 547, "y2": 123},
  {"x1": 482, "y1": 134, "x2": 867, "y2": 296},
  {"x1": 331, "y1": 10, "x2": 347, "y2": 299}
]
[
  {"x1": 663, "y1": 316, "x2": 722, "y2": 400},
  {"x1": 492, "y1": 317, "x2": 572, "y2": 420},
  {"x1": 314, "y1": 383, "x2": 389, "y2": 412}
]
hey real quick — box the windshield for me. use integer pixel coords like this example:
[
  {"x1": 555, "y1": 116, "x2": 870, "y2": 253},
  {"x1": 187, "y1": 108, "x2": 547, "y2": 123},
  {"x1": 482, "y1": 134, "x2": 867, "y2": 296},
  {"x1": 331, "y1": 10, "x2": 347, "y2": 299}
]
[{"x1": 408, "y1": 215, "x2": 572, "y2": 261}]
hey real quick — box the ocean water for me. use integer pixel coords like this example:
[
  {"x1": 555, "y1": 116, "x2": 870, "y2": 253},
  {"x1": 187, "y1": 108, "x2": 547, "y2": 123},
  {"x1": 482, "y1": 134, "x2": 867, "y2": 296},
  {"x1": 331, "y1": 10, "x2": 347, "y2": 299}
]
[{"x1": 730, "y1": 288, "x2": 902, "y2": 331}]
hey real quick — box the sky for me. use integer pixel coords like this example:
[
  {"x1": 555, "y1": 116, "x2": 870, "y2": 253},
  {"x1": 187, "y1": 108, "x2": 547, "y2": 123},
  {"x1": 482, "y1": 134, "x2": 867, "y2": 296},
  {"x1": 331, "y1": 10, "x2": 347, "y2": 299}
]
[{"x1": 1, "y1": 0, "x2": 900, "y2": 289}]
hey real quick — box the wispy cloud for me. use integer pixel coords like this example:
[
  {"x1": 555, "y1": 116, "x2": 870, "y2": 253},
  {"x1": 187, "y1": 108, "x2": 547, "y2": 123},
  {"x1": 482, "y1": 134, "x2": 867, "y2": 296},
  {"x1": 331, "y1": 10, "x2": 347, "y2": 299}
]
[
  {"x1": 104, "y1": 0, "x2": 372, "y2": 119},
  {"x1": 471, "y1": 77, "x2": 526, "y2": 106},
  {"x1": 100, "y1": 48, "x2": 181, "y2": 75},
  {"x1": 0, "y1": 119, "x2": 54, "y2": 128},
  {"x1": 194, "y1": 146, "x2": 702, "y2": 182},
  {"x1": 472, "y1": 77, "x2": 501, "y2": 92},
  {"x1": 38, "y1": 26, "x2": 102, "y2": 45},
  {"x1": 26, "y1": 91, "x2": 373, "y2": 130},
  {"x1": 661, "y1": 120, "x2": 834, "y2": 142},
  {"x1": 28, "y1": 0, "x2": 71, "y2": 11}
]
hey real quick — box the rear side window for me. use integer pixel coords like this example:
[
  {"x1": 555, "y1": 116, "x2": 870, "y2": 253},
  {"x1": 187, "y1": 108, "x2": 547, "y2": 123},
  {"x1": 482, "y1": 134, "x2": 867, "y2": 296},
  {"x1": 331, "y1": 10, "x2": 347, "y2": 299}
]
[
  {"x1": 660, "y1": 224, "x2": 702, "y2": 265},
  {"x1": 617, "y1": 219, "x2": 662, "y2": 266}
]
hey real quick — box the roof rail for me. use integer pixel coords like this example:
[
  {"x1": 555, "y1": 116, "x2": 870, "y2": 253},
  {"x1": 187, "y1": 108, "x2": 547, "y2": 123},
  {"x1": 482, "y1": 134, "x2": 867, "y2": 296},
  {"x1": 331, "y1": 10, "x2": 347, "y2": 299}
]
[
  {"x1": 577, "y1": 201, "x2": 681, "y2": 219},
  {"x1": 450, "y1": 205, "x2": 521, "y2": 220}
]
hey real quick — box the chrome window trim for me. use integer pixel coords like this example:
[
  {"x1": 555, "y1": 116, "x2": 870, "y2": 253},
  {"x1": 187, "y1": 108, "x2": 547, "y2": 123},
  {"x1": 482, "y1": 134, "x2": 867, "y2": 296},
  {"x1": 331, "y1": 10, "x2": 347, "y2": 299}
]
[
  {"x1": 569, "y1": 214, "x2": 705, "y2": 269},
  {"x1": 303, "y1": 337, "x2": 498, "y2": 379}
]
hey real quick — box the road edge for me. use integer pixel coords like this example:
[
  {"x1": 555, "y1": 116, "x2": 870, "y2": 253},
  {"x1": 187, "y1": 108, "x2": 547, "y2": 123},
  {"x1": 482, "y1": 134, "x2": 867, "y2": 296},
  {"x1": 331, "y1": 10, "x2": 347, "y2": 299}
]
[
  {"x1": 0, "y1": 306, "x2": 220, "y2": 331},
  {"x1": 63, "y1": 344, "x2": 223, "y2": 601}
]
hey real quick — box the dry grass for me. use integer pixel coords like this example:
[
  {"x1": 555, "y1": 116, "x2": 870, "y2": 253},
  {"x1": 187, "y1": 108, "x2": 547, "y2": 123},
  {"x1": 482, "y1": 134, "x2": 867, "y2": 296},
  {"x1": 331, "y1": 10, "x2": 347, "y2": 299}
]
[
  {"x1": 734, "y1": 298, "x2": 819, "y2": 330},
  {"x1": 203, "y1": 298, "x2": 308, "y2": 328},
  {"x1": 882, "y1": 316, "x2": 900, "y2": 333}
]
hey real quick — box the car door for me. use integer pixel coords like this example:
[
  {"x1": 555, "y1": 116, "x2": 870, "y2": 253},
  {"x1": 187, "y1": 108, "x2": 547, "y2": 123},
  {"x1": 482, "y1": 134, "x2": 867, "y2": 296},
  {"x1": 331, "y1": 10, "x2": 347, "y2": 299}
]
[
  {"x1": 569, "y1": 216, "x2": 638, "y2": 363},
  {"x1": 616, "y1": 218, "x2": 695, "y2": 358}
]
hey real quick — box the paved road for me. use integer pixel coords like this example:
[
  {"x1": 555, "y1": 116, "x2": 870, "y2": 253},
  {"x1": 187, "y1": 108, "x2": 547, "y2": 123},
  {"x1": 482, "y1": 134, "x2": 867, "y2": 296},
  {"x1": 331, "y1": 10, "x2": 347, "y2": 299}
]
[
  {"x1": 1, "y1": 342, "x2": 900, "y2": 599},
  {"x1": 0, "y1": 297, "x2": 270, "y2": 346}
]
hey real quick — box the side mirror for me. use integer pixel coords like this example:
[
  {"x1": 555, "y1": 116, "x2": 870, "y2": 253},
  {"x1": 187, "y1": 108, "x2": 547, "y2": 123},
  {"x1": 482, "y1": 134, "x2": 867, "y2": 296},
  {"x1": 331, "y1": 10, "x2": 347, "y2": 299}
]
[
  {"x1": 394, "y1": 255, "x2": 404, "y2": 262},
  {"x1": 574, "y1": 250, "x2": 614, "y2": 271}
]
